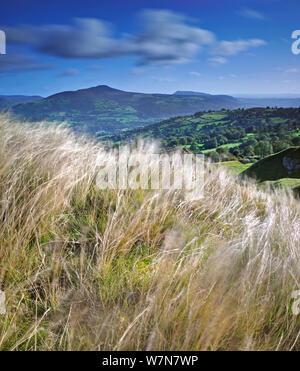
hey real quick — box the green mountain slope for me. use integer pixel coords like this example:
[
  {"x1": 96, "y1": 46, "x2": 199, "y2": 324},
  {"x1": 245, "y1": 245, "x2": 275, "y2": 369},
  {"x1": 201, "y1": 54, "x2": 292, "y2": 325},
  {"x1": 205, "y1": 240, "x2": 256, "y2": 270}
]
[
  {"x1": 11, "y1": 85, "x2": 241, "y2": 134},
  {"x1": 241, "y1": 147, "x2": 300, "y2": 181}
]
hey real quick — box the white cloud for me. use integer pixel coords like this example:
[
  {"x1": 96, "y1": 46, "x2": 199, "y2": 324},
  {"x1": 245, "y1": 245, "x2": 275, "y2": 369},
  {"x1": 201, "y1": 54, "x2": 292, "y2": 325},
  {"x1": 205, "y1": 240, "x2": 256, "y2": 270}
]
[
  {"x1": 189, "y1": 71, "x2": 201, "y2": 77},
  {"x1": 284, "y1": 68, "x2": 299, "y2": 74},
  {"x1": 219, "y1": 74, "x2": 237, "y2": 80},
  {"x1": 208, "y1": 56, "x2": 227, "y2": 66},
  {"x1": 210, "y1": 39, "x2": 266, "y2": 56},
  {"x1": 238, "y1": 8, "x2": 265, "y2": 20},
  {"x1": 4, "y1": 10, "x2": 215, "y2": 66},
  {"x1": 3, "y1": 9, "x2": 267, "y2": 69}
]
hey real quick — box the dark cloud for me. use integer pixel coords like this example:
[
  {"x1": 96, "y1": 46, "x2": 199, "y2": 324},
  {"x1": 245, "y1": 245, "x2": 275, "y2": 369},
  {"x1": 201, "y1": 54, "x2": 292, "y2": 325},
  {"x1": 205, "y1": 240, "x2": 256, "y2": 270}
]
[
  {"x1": 0, "y1": 54, "x2": 53, "y2": 73},
  {"x1": 129, "y1": 10, "x2": 215, "y2": 65},
  {"x1": 4, "y1": 18, "x2": 119, "y2": 59},
  {"x1": 3, "y1": 10, "x2": 215, "y2": 65}
]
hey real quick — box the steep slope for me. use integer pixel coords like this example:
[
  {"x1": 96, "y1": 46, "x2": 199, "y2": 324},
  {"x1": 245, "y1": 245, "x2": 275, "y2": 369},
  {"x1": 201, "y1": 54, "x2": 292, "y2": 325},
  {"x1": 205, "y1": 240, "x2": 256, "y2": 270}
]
[
  {"x1": 241, "y1": 147, "x2": 300, "y2": 181},
  {"x1": 11, "y1": 85, "x2": 241, "y2": 134}
]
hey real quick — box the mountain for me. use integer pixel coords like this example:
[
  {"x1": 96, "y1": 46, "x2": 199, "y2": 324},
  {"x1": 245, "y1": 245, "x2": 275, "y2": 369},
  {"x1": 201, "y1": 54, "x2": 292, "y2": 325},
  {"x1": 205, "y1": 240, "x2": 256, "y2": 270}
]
[
  {"x1": 174, "y1": 92, "x2": 300, "y2": 108},
  {"x1": 241, "y1": 147, "x2": 300, "y2": 181},
  {"x1": 0, "y1": 95, "x2": 43, "y2": 109},
  {"x1": 11, "y1": 85, "x2": 241, "y2": 135}
]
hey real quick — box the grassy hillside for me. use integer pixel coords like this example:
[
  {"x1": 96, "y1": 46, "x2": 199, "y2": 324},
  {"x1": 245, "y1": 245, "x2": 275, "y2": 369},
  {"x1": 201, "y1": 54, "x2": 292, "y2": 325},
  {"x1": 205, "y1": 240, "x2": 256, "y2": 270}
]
[
  {"x1": 11, "y1": 85, "x2": 240, "y2": 135},
  {"x1": 219, "y1": 160, "x2": 252, "y2": 174},
  {"x1": 107, "y1": 107, "x2": 300, "y2": 163},
  {"x1": 242, "y1": 147, "x2": 300, "y2": 181},
  {"x1": 0, "y1": 115, "x2": 299, "y2": 351}
]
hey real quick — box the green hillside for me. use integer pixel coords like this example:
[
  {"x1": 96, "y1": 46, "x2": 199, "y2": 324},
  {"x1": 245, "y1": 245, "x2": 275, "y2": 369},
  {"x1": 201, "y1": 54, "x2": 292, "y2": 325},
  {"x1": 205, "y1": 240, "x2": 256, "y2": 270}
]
[
  {"x1": 241, "y1": 147, "x2": 300, "y2": 181},
  {"x1": 1, "y1": 116, "x2": 299, "y2": 351},
  {"x1": 107, "y1": 107, "x2": 300, "y2": 163},
  {"x1": 220, "y1": 160, "x2": 252, "y2": 174},
  {"x1": 11, "y1": 85, "x2": 240, "y2": 135}
]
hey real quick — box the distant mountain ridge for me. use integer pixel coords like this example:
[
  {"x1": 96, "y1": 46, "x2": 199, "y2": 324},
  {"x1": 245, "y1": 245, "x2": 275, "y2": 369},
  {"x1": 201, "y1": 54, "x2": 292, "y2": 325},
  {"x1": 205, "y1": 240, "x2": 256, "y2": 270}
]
[
  {"x1": 11, "y1": 85, "x2": 241, "y2": 134},
  {"x1": 173, "y1": 92, "x2": 300, "y2": 108},
  {"x1": 0, "y1": 95, "x2": 43, "y2": 109}
]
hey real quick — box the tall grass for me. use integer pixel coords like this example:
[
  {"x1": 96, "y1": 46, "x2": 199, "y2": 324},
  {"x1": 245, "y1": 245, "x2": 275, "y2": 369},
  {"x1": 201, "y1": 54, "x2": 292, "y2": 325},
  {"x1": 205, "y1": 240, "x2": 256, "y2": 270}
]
[{"x1": 0, "y1": 115, "x2": 299, "y2": 350}]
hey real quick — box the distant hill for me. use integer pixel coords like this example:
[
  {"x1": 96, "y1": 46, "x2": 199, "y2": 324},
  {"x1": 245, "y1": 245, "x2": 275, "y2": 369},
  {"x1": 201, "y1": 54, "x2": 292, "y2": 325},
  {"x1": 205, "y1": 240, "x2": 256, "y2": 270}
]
[
  {"x1": 174, "y1": 93, "x2": 300, "y2": 108},
  {"x1": 0, "y1": 95, "x2": 43, "y2": 109},
  {"x1": 11, "y1": 85, "x2": 241, "y2": 134},
  {"x1": 241, "y1": 147, "x2": 300, "y2": 181}
]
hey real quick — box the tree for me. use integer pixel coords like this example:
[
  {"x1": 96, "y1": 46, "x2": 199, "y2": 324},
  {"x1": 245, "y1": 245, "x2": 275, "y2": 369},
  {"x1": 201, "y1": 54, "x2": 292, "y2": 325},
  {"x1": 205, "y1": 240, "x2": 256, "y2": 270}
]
[
  {"x1": 254, "y1": 141, "x2": 273, "y2": 157},
  {"x1": 242, "y1": 145, "x2": 255, "y2": 157},
  {"x1": 190, "y1": 142, "x2": 199, "y2": 152},
  {"x1": 272, "y1": 140, "x2": 289, "y2": 153},
  {"x1": 204, "y1": 138, "x2": 217, "y2": 149}
]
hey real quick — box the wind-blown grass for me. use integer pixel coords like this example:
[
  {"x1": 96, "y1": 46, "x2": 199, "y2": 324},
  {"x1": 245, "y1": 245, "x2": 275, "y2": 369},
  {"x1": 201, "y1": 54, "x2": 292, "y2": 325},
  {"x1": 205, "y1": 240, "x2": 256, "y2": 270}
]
[{"x1": 0, "y1": 115, "x2": 299, "y2": 350}]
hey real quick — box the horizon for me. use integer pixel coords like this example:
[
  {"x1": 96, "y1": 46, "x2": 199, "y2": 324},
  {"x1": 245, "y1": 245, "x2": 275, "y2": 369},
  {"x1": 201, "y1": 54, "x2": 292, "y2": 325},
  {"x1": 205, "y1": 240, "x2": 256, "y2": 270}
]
[
  {"x1": 1, "y1": 0, "x2": 300, "y2": 96},
  {"x1": 1, "y1": 83, "x2": 300, "y2": 99}
]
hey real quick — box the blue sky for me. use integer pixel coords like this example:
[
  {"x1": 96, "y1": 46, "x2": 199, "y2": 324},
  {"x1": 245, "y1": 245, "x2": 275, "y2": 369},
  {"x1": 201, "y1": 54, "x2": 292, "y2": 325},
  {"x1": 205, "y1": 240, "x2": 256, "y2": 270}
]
[{"x1": 0, "y1": 0, "x2": 300, "y2": 96}]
